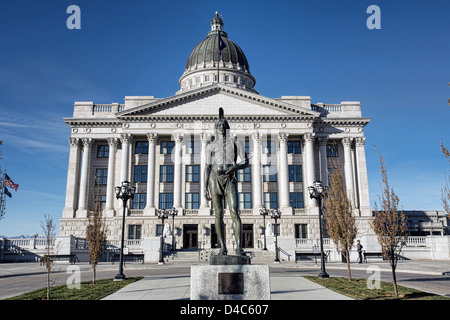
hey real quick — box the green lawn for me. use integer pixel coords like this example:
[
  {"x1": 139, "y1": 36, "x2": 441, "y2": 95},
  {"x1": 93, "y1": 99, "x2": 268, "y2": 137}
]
[
  {"x1": 304, "y1": 276, "x2": 450, "y2": 300},
  {"x1": 5, "y1": 277, "x2": 143, "y2": 300}
]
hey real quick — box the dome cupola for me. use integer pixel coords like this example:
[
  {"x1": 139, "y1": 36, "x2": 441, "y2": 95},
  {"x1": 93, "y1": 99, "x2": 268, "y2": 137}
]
[{"x1": 177, "y1": 12, "x2": 256, "y2": 94}]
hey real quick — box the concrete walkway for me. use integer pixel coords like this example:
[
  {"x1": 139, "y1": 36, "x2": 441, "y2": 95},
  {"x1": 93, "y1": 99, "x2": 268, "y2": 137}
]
[{"x1": 102, "y1": 273, "x2": 352, "y2": 300}]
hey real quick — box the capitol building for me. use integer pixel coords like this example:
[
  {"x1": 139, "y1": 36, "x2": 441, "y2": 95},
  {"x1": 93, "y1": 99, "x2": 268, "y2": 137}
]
[{"x1": 57, "y1": 13, "x2": 447, "y2": 262}]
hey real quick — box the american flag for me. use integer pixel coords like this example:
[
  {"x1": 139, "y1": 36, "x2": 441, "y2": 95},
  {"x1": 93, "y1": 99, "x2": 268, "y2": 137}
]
[{"x1": 4, "y1": 174, "x2": 19, "y2": 192}]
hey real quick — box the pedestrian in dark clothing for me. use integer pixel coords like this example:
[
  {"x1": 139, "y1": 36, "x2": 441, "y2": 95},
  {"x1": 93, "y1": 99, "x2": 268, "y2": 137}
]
[{"x1": 357, "y1": 240, "x2": 363, "y2": 263}]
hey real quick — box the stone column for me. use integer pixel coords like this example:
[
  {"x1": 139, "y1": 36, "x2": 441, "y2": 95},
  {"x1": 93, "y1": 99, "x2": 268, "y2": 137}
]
[
  {"x1": 144, "y1": 133, "x2": 158, "y2": 216},
  {"x1": 63, "y1": 138, "x2": 81, "y2": 218},
  {"x1": 199, "y1": 132, "x2": 211, "y2": 216},
  {"x1": 304, "y1": 133, "x2": 317, "y2": 208},
  {"x1": 355, "y1": 137, "x2": 371, "y2": 216},
  {"x1": 77, "y1": 138, "x2": 93, "y2": 218},
  {"x1": 104, "y1": 137, "x2": 118, "y2": 217},
  {"x1": 342, "y1": 137, "x2": 355, "y2": 206},
  {"x1": 277, "y1": 133, "x2": 291, "y2": 214},
  {"x1": 172, "y1": 133, "x2": 184, "y2": 210},
  {"x1": 252, "y1": 132, "x2": 263, "y2": 215},
  {"x1": 119, "y1": 134, "x2": 133, "y2": 183},
  {"x1": 318, "y1": 138, "x2": 328, "y2": 187}
]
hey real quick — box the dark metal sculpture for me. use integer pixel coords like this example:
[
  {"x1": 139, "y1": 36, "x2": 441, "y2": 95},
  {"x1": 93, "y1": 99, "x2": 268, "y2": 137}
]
[{"x1": 204, "y1": 108, "x2": 250, "y2": 256}]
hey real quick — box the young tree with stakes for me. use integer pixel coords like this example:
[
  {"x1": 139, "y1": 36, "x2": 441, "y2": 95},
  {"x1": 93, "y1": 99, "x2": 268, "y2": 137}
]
[
  {"x1": 41, "y1": 214, "x2": 56, "y2": 300},
  {"x1": 323, "y1": 159, "x2": 357, "y2": 281},
  {"x1": 371, "y1": 146, "x2": 408, "y2": 297},
  {"x1": 86, "y1": 181, "x2": 107, "y2": 284}
]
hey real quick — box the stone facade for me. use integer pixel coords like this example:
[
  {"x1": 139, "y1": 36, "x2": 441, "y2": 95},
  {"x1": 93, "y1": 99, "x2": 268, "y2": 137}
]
[{"x1": 59, "y1": 13, "x2": 376, "y2": 262}]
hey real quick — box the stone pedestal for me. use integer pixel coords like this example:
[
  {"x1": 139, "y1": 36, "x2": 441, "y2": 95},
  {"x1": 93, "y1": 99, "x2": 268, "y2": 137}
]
[{"x1": 190, "y1": 262, "x2": 270, "y2": 300}]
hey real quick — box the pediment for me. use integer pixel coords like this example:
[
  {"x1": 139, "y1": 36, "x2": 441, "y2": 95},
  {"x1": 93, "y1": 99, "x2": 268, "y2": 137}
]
[{"x1": 117, "y1": 84, "x2": 320, "y2": 120}]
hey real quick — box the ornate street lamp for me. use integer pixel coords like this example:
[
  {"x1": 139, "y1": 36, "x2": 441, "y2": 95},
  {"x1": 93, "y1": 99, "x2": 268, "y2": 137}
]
[
  {"x1": 259, "y1": 208, "x2": 269, "y2": 251},
  {"x1": 308, "y1": 180, "x2": 329, "y2": 279},
  {"x1": 270, "y1": 209, "x2": 281, "y2": 263},
  {"x1": 114, "y1": 181, "x2": 136, "y2": 281},
  {"x1": 157, "y1": 208, "x2": 170, "y2": 264},
  {"x1": 169, "y1": 207, "x2": 178, "y2": 251}
]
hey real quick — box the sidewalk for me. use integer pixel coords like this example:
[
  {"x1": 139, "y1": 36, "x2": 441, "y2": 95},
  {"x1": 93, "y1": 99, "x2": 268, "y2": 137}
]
[{"x1": 102, "y1": 273, "x2": 353, "y2": 300}]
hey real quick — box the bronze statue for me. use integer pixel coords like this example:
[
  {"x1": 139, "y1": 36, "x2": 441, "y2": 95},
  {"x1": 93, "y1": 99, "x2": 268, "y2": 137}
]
[{"x1": 204, "y1": 108, "x2": 250, "y2": 256}]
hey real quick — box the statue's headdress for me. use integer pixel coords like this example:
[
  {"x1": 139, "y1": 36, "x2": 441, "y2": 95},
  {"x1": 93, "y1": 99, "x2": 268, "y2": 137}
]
[{"x1": 214, "y1": 107, "x2": 230, "y2": 130}]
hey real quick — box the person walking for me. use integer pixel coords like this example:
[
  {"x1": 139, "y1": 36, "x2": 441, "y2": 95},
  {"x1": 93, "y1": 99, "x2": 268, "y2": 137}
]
[{"x1": 357, "y1": 240, "x2": 363, "y2": 263}]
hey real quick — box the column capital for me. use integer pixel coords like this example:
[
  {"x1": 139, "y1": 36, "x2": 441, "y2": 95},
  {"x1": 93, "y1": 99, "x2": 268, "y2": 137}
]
[
  {"x1": 252, "y1": 132, "x2": 263, "y2": 141},
  {"x1": 355, "y1": 137, "x2": 366, "y2": 147},
  {"x1": 200, "y1": 132, "x2": 211, "y2": 143},
  {"x1": 303, "y1": 133, "x2": 315, "y2": 143},
  {"x1": 278, "y1": 132, "x2": 289, "y2": 142},
  {"x1": 81, "y1": 137, "x2": 93, "y2": 148},
  {"x1": 172, "y1": 132, "x2": 184, "y2": 143},
  {"x1": 120, "y1": 133, "x2": 133, "y2": 144},
  {"x1": 146, "y1": 133, "x2": 159, "y2": 143},
  {"x1": 69, "y1": 137, "x2": 80, "y2": 148},
  {"x1": 318, "y1": 137, "x2": 328, "y2": 147},
  {"x1": 107, "y1": 137, "x2": 119, "y2": 148},
  {"x1": 342, "y1": 137, "x2": 353, "y2": 147}
]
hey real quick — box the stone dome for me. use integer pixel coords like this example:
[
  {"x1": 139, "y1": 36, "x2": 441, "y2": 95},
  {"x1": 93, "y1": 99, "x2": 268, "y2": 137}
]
[{"x1": 177, "y1": 12, "x2": 256, "y2": 94}]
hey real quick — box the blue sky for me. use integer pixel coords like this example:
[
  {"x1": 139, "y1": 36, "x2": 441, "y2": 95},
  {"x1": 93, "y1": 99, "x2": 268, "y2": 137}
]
[{"x1": 0, "y1": 0, "x2": 449, "y2": 236}]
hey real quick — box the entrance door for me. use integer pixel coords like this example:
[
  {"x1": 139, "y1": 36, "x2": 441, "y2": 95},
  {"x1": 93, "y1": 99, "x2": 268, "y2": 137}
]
[
  {"x1": 243, "y1": 224, "x2": 254, "y2": 248},
  {"x1": 183, "y1": 224, "x2": 198, "y2": 249}
]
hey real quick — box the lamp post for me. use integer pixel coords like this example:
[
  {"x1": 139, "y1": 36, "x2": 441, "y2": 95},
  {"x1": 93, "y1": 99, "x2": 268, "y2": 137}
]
[
  {"x1": 169, "y1": 207, "x2": 178, "y2": 251},
  {"x1": 308, "y1": 180, "x2": 329, "y2": 279},
  {"x1": 270, "y1": 209, "x2": 281, "y2": 263},
  {"x1": 157, "y1": 208, "x2": 170, "y2": 264},
  {"x1": 259, "y1": 208, "x2": 268, "y2": 251},
  {"x1": 114, "y1": 181, "x2": 136, "y2": 281}
]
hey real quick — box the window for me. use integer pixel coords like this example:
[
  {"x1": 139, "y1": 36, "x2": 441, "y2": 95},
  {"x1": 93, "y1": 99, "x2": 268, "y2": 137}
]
[
  {"x1": 233, "y1": 76, "x2": 238, "y2": 83},
  {"x1": 95, "y1": 168, "x2": 108, "y2": 185},
  {"x1": 128, "y1": 225, "x2": 142, "y2": 240},
  {"x1": 262, "y1": 141, "x2": 274, "y2": 154},
  {"x1": 195, "y1": 76, "x2": 201, "y2": 83},
  {"x1": 135, "y1": 141, "x2": 148, "y2": 154},
  {"x1": 205, "y1": 75, "x2": 211, "y2": 82},
  {"x1": 134, "y1": 165, "x2": 148, "y2": 183},
  {"x1": 295, "y1": 224, "x2": 308, "y2": 239},
  {"x1": 186, "y1": 140, "x2": 199, "y2": 154},
  {"x1": 288, "y1": 165, "x2": 302, "y2": 182},
  {"x1": 159, "y1": 193, "x2": 173, "y2": 209},
  {"x1": 244, "y1": 139, "x2": 251, "y2": 154},
  {"x1": 160, "y1": 165, "x2": 174, "y2": 182},
  {"x1": 327, "y1": 145, "x2": 338, "y2": 157},
  {"x1": 237, "y1": 166, "x2": 251, "y2": 182},
  {"x1": 288, "y1": 141, "x2": 301, "y2": 154},
  {"x1": 264, "y1": 192, "x2": 278, "y2": 209},
  {"x1": 239, "y1": 193, "x2": 252, "y2": 209},
  {"x1": 185, "y1": 165, "x2": 200, "y2": 182},
  {"x1": 185, "y1": 193, "x2": 199, "y2": 209},
  {"x1": 224, "y1": 75, "x2": 230, "y2": 82},
  {"x1": 290, "y1": 192, "x2": 304, "y2": 209},
  {"x1": 263, "y1": 165, "x2": 277, "y2": 182},
  {"x1": 156, "y1": 224, "x2": 164, "y2": 236},
  {"x1": 132, "y1": 193, "x2": 146, "y2": 209},
  {"x1": 160, "y1": 141, "x2": 175, "y2": 154},
  {"x1": 98, "y1": 195, "x2": 106, "y2": 210},
  {"x1": 97, "y1": 145, "x2": 109, "y2": 158}
]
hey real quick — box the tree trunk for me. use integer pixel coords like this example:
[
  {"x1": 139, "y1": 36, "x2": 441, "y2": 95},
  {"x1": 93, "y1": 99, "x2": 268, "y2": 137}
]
[
  {"x1": 92, "y1": 265, "x2": 96, "y2": 285},
  {"x1": 390, "y1": 254, "x2": 399, "y2": 297},
  {"x1": 346, "y1": 250, "x2": 352, "y2": 281}
]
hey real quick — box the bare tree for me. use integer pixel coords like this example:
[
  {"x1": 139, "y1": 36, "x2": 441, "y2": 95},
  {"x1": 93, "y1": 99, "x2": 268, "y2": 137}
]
[
  {"x1": 86, "y1": 181, "x2": 107, "y2": 284},
  {"x1": 323, "y1": 160, "x2": 357, "y2": 281},
  {"x1": 371, "y1": 146, "x2": 408, "y2": 297},
  {"x1": 440, "y1": 142, "x2": 450, "y2": 215},
  {"x1": 41, "y1": 214, "x2": 56, "y2": 300}
]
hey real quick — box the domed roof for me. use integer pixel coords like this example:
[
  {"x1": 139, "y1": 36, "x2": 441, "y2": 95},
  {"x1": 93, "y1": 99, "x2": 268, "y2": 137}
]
[
  {"x1": 177, "y1": 12, "x2": 256, "y2": 94},
  {"x1": 185, "y1": 30, "x2": 250, "y2": 73}
]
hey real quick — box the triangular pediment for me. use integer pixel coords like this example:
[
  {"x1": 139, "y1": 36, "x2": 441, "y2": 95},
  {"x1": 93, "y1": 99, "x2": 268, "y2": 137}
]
[{"x1": 117, "y1": 84, "x2": 320, "y2": 119}]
